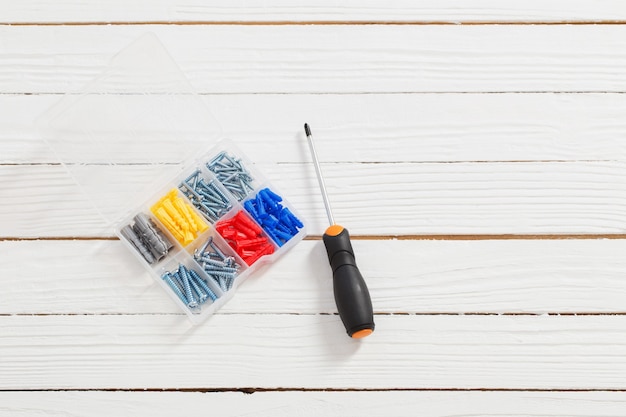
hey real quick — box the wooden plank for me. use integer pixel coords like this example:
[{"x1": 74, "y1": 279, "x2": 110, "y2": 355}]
[
  {"x1": 2, "y1": 25, "x2": 626, "y2": 93},
  {"x1": 3, "y1": 391, "x2": 626, "y2": 417},
  {"x1": 2, "y1": 239, "x2": 626, "y2": 315},
  {"x1": 2, "y1": 314, "x2": 626, "y2": 389},
  {"x1": 1, "y1": 161, "x2": 626, "y2": 237},
  {"x1": 3, "y1": 1, "x2": 626, "y2": 23},
  {"x1": 5, "y1": 93, "x2": 626, "y2": 164}
]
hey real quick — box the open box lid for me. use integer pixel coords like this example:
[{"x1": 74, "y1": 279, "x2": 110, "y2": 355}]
[{"x1": 37, "y1": 33, "x2": 222, "y2": 226}]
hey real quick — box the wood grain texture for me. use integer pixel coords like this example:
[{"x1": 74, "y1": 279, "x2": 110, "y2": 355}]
[
  {"x1": 5, "y1": 238, "x2": 626, "y2": 314},
  {"x1": 3, "y1": 239, "x2": 626, "y2": 315},
  {"x1": 3, "y1": 1, "x2": 626, "y2": 23},
  {"x1": 3, "y1": 314, "x2": 626, "y2": 389},
  {"x1": 4, "y1": 93, "x2": 626, "y2": 164},
  {"x1": 2, "y1": 3, "x2": 626, "y2": 409},
  {"x1": 2, "y1": 25, "x2": 626, "y2": 93},
  {"x1": 2, "y1": 161, "x2": 626, "y2": 237},
  {"x1": 4, "y1": 391, "x2": 626, "y2": 417}
]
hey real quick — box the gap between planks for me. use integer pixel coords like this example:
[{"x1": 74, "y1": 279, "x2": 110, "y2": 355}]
[
  {"x1": 4, "y1": 21, "x2": 626, "y2": 26},
  {"x1": 5, "y1": 387, "x2": 626, "y2": 393},
  {"x1": 0, "y1": 160, "x2": 620, "y2": 165},
  {"x1": 3, "y1": 234, "x2": 626, "y2": 241},
  {"x1": 4, "y1": 91, "x2": 626, "y2": 95},
  {"x1": 3, "y1": 312, "x2": 626, "y2": 317}
]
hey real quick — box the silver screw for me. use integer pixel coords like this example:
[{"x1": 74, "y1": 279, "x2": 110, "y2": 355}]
[
  {"x1": 188, "y1": 274, "x2": 208, "y2": 303},
  {"x1": 208, "y1": 239, "x2": 226, "y2": 260},
  {"x1": 178, "y1": 265, "x2": 197, "y2": 309},
  {"x1": 189, "y1": 269, "x2": 218, "y2": 302},
  {"x1": 180, "y1": 171, "x2": 232, "y2": 223},
  {"x1": 206, "y1": 152, "x2": 254, "y2": 201},
  {"x1": 184, "y1": 169, "x2": 201, "y2": 184},
  {"x1": 162, "y1": 272, "x2": 188, "y2": 305}
]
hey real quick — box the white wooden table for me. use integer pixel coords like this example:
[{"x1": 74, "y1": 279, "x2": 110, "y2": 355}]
[{"x1": 3, "y1": 2, "x2": 626, "y2": 415}]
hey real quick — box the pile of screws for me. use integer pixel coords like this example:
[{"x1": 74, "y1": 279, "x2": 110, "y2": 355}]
[
  {"x1": 121, "y1": 213, "x2": 174, "y2": 264},
  {"x1": 179, "y1": 169, "x2": 232, "y2": 223},
  {"x1": 161, "y1": 264, "x2": 219, "y2": 310},
  {"x1": 193, "y1": 236, "x2": 241, "y2": 291},
  {"x1": 206, "y1": 152, "x2": 254, "y2": 201},
  {"x1": 151, "y1": 189, "x2": 208, "y2": 246},
  {"x1": 216, "y1": 211, "x2": 275, "y2": 265},
  {"x1": 244, "y1": 188, "x2": 304, "y2": 247}
]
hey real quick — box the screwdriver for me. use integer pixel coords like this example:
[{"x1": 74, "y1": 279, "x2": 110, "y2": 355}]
[{"x1": 304, "y1": 123, "x2": 375, "y2": 339}]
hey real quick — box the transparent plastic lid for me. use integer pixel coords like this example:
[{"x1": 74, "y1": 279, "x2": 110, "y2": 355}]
[{"x1": 37, "y1": 33, "x2": 222, "y2": 225}]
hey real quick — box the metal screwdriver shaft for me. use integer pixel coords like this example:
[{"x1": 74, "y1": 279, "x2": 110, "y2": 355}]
[
  {"x1": 304, "y1": 123, "x2": 375, "y2": 338},
  {"x1": 304, "y1": 123, "x2": 334, "y2": 226}
]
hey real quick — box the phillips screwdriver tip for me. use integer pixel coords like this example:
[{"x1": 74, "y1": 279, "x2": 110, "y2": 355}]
[{"x1": 304, "y1": 123, "x2": 311, "y2": 137}]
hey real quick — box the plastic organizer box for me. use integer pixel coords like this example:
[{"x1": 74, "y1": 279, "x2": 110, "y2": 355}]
[
  {"x1": 117, "y1": 141, "x2": 306, "y2": 321},
  {"x1": 37, "y1": 34, "x2": 306, "y2": 324}
]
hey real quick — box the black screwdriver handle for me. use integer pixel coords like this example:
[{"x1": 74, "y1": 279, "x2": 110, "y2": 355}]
[{"x1": 323, "y1": 225, "x2": 375, "y2": 338}]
